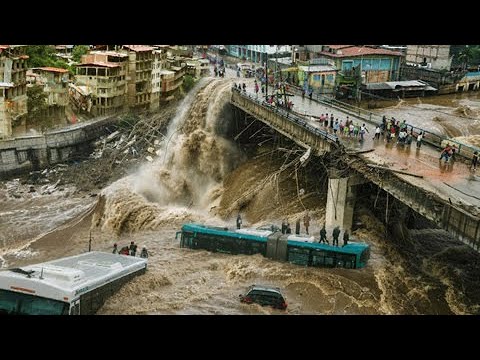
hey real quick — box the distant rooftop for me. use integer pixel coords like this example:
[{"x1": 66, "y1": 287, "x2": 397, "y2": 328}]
[
  {"x1": 298, "y1": 65, "x2": 337, "y2": 72},
  {"x1": 90, "y1": 50, "x2": 128, "y2": 58},
  {"x1": 122, "y1": 45, "x2": 154, "y2": 52},
  {"x1": 76, "y1": 61, "x2": 120, "y2": 68},
  {"x1": 33, "y1": 67, "x2": 69, "y2": 73},
  {"x1": 320, "y1": 46, "x2": 403, "y2": 58}
]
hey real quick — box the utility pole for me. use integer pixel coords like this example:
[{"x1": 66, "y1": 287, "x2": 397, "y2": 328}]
[
  {"x1": 88, "y1": 231, "x2": 92, "y2": 252},
  {"x1": 265, "y1": 53, "x2": 268, "y2": 102},
  {"x1": 277, "y1": 46, "x2": 288, "y2": 109}
]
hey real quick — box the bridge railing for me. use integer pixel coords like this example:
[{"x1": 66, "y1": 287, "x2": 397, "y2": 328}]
[{"x1": 232, "y1": 87, "x2": 339, "y2": 145}]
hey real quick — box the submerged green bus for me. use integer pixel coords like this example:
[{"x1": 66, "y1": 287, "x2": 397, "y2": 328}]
[{"x1": 177, "y1": 223, "x2": 370, "y2": 269}]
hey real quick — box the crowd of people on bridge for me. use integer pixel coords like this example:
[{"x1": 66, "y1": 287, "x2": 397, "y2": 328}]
[{"x1": 232, "y1": 79, "x2": 480, "y2": 171}]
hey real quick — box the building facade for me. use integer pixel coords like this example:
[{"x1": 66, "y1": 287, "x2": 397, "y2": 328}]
[
  {"x1": 27, "y1": 67, "x2": 69, "y2": 123},
  {"x1": 75, "y1": 51, "x2": 128, "y2": 116},
  {"x1": 0, "y1": 45, "x2": 28, "y2": 139},
  {"x1": 122, "y1": 45, "x2": 154, "y2": 110},
  {"x1": 406, "y1": 45, "x2": 452, "y2": 70},
  {"x1": 231, "y1": 45, "x2": 292, "y2": 64},
  {"x1": 318, "y1": 45, "x2": 403, "y2": 87},
  {"x1": 151, "y1": 48, "x2": 168, "y2": 111}
]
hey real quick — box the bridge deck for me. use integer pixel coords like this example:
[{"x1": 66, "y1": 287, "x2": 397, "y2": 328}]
[{"x1": 237, "y1": 80, "x2": 480, "y2": 215}]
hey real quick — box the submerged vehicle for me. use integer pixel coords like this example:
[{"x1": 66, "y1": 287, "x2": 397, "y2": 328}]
[
  {"x1": 177, "y1": 223, "x2": 370, "y2": 269},
  {"x1": 0, "y1": 251, "x2": 147, "y2": 315},
  {"x1": 239, "y1": 285, "x2": 287, "y2": 310}
]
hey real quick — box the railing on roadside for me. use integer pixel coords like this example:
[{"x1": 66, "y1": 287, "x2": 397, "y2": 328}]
[{"x1": 232, "y1": 87, "x2": 339, "y2": 145}]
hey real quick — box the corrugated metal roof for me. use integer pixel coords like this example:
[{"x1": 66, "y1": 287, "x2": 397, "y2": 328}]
[
  {"x1": 365, "y1": 80, "x2": 437, "y2": 91},
  {"x1": 298, "y1": 65, "x2": 337, "y2": 72},
  {"x1": 123, "y1": 45, "x2": 154, "y2": 52},
  {"x1": 35, "y1": 67, "x2": 69, "y2": 73},
  {"x1": 76, "y1": 61, "x2": 120, "y2": 68},
  {"x1": 320, "y1": 46, "x2": 403, "y2": 58},
  {"x1": 325, "y1": 45, "x2": 354, "y2": 49},
  {"x1": 90, "y1": 50, "x2": 128, "y2": 58},
  {"x1": 0, "y1": 82, "x2": 14, "y2": 88}
]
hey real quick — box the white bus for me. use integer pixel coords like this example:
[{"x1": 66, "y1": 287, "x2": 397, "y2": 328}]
[{"x1": 0, "y1": 251, "x2": 147, "y2": 315}]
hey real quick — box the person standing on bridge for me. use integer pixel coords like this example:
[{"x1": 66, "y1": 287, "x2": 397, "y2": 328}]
[
  {"x1": 333, "y1": 119, "x2": 339, "y2": 135},
  {"x1": 416, "y1": 132, "x2": 423, "y2": 149},
  {"x1": 295, "y1": 218, "x2": 301, "y2": 235},
  {"x1": 330, "y1": 114, "x2": 334, "y2": 129},
  {"x1": 359, "y1": 124, "x2": 369, "y2": 142},
  {"x1": 471, "y1": 151, "x2": 479, "y2": 171},
  {"x1": 440, "y1": 144, "x2": 452, "y2": 163}
]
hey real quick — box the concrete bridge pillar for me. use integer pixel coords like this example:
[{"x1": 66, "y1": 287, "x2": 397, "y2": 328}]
[{"x1": 325, "y1": 172, "x2": 365, "y2": 234}]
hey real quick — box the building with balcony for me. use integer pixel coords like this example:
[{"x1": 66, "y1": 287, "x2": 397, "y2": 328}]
[
  {"x1": 75, "y1": 51, "x2": 128, "y2": 116},
  {"x1": 0, "y1": 45, "x2": 28, "y2": 139},
  {"x1": 122, "y1": 45, "x2": 154, "y2": 110},
  {"x1": 185, "y1": 58, "x2": 210, "y2": 78},
  {"x1": 151, "y1": 48, "x2": 168, "y2": 111},
  {"x1": 159, "y1": 55, "x2": 186, "y2": 102},
  {"x1": 26, "y1": 67, "x2": 70, "y2": 123}
]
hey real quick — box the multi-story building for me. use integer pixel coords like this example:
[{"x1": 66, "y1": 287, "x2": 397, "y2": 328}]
[
  {"x1": 291, "y1": 45, "x2": 325, "y2": 63},
  {"x1": 231, "y1": 45, "x2": 292, "y2": 64},
  {"x1": 0, "y1": 45, "x2": 28, "y2": 138},
  {"x1": 75, "y1": 51, "x2": 128, "y2": 116},
  {"x1": 318, "y1": 45, "x2": 403, "y2": 85},
  {"x1": 121, "y1": 45, "x2": 154, "y2": 110},
  {"x1": 185, "y1": 58, "x2": 210, "y2": 78},
  {"x1": 406, "y1": 45, "x2": 452, "y2": 70},
  {"x1": 159, "y1": 55, "x2": 186, "y2": 102},
  {"x1": 151, "y1": 48, "x2": 168, "y2": 111},
  {"x1": 26, "y1": 67, "x2": 69, "y2": 123}
]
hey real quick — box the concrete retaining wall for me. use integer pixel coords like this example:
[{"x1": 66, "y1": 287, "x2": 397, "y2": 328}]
[{"x1": 0, "y1": 116, "x2": 118, "y2": 178}]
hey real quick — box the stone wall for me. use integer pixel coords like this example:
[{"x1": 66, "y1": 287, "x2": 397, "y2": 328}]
[{"x1": 0, "y1": 116, "x2": 117, "y2": 178}]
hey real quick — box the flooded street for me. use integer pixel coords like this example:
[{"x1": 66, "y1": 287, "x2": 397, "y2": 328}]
[
  {"x1": 1, "y1": 77, "x2": 480, "y2": 314},
  {"x1": 357, "y1": 92, "x2": 480, "y2": 145}
]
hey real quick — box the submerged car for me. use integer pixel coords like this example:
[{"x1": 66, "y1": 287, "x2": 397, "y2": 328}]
[{"x1": 239, "y1": 285, "x2": 287, "y2": 310}]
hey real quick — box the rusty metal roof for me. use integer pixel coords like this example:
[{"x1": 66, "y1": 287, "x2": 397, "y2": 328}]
[
  {"x1": 325, "y1": 45, "x2": 353, "y2": 49},
  {"x1": 90, "y1": 50, "x2": 128, "y2": 58},
  {"x1": 34, "y1": 67, "x2": 70, "y2": 73},
  {"x1": 320, "y1": 46, "x2": 403, "y2": 58},
  {"x1": 122, "y1": 45, "x2": 154, "y2": 52},
  {"x1": 75, "y1": 61, "x2": 120, "y2": 68}
]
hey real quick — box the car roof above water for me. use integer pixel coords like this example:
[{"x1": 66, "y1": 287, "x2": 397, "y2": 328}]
[{"x1": 248, "y1": 285, "x2": 283, "y2": 295}]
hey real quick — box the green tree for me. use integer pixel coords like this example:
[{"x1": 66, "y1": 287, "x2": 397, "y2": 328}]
[
  {"x1": 72, "y1": 45, "x2": 90, "y2": 62},
  {"x1": 25, "y1": 45, "x2": 70, "y2": 70},
  {"x1": 27, "y1": 85, "x2": 52, "y2": 132},
  {"x1": 182, "y1": 74, "x2": 196, "y2": 93},
  {"x1": 458, "y1": 46, "x2": 474, "y2": 70}
]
